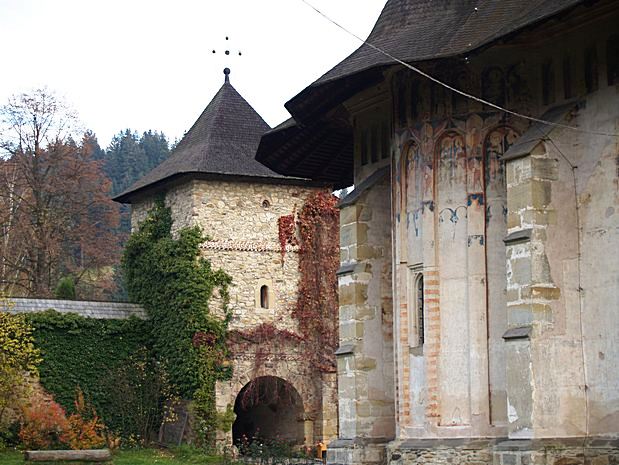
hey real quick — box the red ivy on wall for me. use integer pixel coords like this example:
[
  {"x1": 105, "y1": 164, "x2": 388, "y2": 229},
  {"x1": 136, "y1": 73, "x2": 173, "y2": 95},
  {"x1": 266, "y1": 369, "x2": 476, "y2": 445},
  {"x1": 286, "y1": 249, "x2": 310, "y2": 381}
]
[
  {"x1": 277, "y1": 213, "x2": 297, "y2": 259},
  {"x1": 293, "y1": 191, "x2": 339, "y2": 373}
]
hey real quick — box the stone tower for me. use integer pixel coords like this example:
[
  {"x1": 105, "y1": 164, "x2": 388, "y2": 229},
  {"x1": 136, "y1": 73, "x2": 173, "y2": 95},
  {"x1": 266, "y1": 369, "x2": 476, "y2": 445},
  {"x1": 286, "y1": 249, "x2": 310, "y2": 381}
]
[{"x1": 114, "y1": 69, "x2": 338, "y2": 448}]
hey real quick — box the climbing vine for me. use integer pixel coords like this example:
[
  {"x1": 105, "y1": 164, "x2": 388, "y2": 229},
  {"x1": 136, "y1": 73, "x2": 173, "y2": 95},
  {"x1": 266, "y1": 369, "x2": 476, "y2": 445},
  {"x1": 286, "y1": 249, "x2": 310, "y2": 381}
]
[
  {"x1": 122, "y1": 196, "x2": 232, "y2": 448},
  {"x1": 277, "y1": 213, "x2": 297, "y2": 259},
  {"x1": 294, "y1": 191, "x2": 340, "y2": 372}
]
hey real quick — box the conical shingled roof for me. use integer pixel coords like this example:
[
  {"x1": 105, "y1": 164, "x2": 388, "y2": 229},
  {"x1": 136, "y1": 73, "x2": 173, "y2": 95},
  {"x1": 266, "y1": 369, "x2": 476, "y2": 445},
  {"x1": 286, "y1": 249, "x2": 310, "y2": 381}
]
[{"x1": 114, "y1": 72, "x2": 297, "y2": 203}]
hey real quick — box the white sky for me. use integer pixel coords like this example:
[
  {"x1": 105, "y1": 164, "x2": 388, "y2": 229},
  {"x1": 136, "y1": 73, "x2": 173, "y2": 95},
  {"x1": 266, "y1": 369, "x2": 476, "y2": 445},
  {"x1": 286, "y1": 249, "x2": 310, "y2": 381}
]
[{"x1": 0, "y1": 0, "x2": 385, "y2": 147}]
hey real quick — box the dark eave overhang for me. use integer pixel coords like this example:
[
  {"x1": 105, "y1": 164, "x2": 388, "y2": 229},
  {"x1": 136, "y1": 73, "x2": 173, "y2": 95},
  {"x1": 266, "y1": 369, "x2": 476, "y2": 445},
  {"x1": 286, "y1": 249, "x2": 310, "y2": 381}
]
[
  {"x1": 256, "y1": 117, "x2": 353, "y2": 190},
  {"x1": 256, "y1": 69, "x2": 384, "y2": 188}
]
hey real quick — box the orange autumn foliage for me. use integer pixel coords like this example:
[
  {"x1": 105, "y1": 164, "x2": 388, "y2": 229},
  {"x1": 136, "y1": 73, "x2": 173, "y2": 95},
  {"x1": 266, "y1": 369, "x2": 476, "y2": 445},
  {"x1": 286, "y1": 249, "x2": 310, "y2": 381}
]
[
  {"x1": 19, "y1": 388, "x2": 105, "y2": 450},
  {"x1": 19, "y1": 391, "x2": 69, "y2": 449},
  {"x1": 63, "y1": 389, "x2": 105, "y2": 450}
]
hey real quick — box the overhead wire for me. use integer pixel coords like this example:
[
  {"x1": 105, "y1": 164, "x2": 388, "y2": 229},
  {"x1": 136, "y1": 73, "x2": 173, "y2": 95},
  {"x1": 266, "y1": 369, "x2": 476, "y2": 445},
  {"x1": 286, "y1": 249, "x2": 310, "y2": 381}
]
[{"x1": 299, "y1": 0, "x2": 619, "y2": 138}]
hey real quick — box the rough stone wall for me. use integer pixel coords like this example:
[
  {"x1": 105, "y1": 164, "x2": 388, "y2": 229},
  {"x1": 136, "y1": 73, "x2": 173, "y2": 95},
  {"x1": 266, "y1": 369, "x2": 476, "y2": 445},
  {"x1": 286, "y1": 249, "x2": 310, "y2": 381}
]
[
  {"x1": 130, "y1": 181, "x2": 195, "y2": 234},
  {"x1": 334, "y1": 174, "x2": 395, "y2": 464},
  {"x1": 196, "y1": 179, "x2": 338, "y2": 446},
  {"x1": 191, "y1": 179, "x2": 314, "y2": 243},
  {"x1": 387, "y1": 439, "x2": 496, "y2": 465},
  {"x1": 387, "y1": 439, "x2": 619, "y2": 465},
  {"x1": 201, "y1": 247, "x2": 300, "y2": 330}
]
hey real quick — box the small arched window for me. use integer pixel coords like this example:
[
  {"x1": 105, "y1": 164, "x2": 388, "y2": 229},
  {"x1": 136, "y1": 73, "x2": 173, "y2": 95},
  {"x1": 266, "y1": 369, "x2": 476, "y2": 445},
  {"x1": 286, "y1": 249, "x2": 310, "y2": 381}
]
[{"x1": 260, "y1": 285, "x2": 269, "y2": 309}]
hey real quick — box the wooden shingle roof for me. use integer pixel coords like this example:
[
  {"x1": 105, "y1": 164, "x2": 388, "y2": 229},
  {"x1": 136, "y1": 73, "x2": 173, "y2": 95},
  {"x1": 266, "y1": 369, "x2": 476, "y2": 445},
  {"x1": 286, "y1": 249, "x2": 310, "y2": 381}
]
[
  {"x1": 115, "y1": 70, "x2": 311, "y2": 203},
  {"x1": 286, "y1": 0, "x2": 585, "y2": 121},
  {"x1": 257, "y1": 0, "x2": 591, "y2": 185}
]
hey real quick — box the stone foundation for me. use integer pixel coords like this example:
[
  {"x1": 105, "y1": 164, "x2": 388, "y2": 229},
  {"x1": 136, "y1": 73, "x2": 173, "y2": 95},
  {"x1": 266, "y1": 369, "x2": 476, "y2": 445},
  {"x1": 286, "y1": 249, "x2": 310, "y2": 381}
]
[
  {"x1": 387, "y1": 439, "x2": 498, "y2": 465},
  {"x1": 494, "y1": 439, "x2": 619, "y2": 465},
  {"x1": 328, "y1": 439, "x2": 389, "y2": 465},
  {"x1": 356, "y1": 438, "x2": 619, "y2": 465}
]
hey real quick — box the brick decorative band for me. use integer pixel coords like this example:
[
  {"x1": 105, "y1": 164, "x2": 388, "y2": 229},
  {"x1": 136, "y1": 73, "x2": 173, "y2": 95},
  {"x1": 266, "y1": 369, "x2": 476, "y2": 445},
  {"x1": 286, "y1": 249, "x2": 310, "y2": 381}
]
[{"x1": 201, "y1": 240, "x2": 299, "y2": 253}]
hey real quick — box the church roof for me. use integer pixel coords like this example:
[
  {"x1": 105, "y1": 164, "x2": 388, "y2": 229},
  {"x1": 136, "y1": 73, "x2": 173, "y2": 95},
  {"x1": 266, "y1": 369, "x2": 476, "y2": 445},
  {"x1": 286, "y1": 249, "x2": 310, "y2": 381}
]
[
  {"x1": 115, "y1": 70, "x2": 309, "y2": 203},
  {"x1": 285, "y1": 0, "x2": 585, "y2": 121},
  {"x1": 256, "y1": 0, "x2": 589, "y2": 185}
]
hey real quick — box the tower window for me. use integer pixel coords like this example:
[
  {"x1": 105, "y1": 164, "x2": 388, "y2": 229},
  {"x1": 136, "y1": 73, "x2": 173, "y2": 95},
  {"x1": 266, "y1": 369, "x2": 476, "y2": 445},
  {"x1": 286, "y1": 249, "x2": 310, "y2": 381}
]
[{"x1": 260, "y1": 285, "x2": 269, "y2": 309}]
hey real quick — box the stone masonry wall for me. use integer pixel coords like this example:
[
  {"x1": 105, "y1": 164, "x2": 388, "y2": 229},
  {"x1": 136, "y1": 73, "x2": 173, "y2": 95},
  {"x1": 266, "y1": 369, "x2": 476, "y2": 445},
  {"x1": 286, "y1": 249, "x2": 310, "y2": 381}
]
[{"x1": 130, "y1": 181, "x2": 195, "y2": 234}]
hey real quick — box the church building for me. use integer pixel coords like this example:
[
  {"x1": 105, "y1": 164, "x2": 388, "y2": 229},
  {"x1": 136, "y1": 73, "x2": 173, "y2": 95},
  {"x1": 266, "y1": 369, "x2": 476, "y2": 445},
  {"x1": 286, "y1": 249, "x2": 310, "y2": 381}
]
[{"x1": 256, "y1": 1, "x2": 619, "y2": 464}]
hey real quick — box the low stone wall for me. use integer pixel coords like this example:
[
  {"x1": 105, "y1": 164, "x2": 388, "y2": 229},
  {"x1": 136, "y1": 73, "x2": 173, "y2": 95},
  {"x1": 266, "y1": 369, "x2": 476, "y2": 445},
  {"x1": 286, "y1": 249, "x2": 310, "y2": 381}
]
[
  {"x1": 328, "y1": 438, "x2": 390, "y2": 465},
  {"x1": 5, "y1": 298, "x2": 146, "y2": 319}
]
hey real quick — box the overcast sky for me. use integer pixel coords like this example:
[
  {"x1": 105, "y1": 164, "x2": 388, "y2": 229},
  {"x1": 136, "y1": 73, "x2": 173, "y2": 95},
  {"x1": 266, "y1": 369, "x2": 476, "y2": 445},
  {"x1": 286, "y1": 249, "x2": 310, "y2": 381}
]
[{"x1": 0, "y1": 0, "x2": 385, "y2": 146}]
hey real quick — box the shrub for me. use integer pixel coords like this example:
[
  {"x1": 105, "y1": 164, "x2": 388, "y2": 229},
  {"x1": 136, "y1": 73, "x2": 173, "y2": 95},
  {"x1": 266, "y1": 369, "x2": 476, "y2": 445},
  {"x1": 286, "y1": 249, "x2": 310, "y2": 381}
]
[
  {"x1": 19, "y1": 391, "x2": 69, "y2": 450},
  {"x1": 63, "y1": 389, "x2": 105, "y2": 450},
  {"x1": 54, "y1": 277, "x2": 76, "y2": 300},
  {"x1": 0, "y1": 306, "x2": 41, "y2": 433}
]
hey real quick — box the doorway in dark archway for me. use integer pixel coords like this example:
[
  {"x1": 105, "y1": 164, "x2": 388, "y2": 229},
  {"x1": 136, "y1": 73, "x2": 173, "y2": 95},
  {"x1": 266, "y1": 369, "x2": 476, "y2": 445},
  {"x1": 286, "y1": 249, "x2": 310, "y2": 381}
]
[{"x1": 232, "y1": 376, "x2": 304, "y2": 447}]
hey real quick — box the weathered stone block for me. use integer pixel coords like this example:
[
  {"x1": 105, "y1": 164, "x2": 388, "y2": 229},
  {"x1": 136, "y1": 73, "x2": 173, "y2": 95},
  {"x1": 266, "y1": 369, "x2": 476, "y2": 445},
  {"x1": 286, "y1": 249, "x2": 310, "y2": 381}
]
[
  {"x1": 339, "y1": 284, "x2": 356, "y2": 306},
  {"x1": 508, "y1": 182, "x2": 533, "y2": 211},
  {"x1": 508, "y1": 212, "x2": 522, "y2": 229},
  {"x1": 530, "y1": 286, "x2": 561, "y2": 300},
  {"x1": 340, "y1": 205, "x2": 360, "y2": 226},
  {"x1": 341, "y1": 224, "x2": 358, "y2": 248},
  {"x1": 509, "y1": 258, "x2": 532, "y2": 285},
  {"x1": 531, "y1": 157, "x2": 559, "y2": 181},
  {"x1": 530, "y1": 180, "x2": 552, "y2": 209},
  {"x1": 356, "y1": 356, "x2": 377, "y2": 371},
  {"x1": 357, "y1": 244, "x2": 381, "y2": 260}
]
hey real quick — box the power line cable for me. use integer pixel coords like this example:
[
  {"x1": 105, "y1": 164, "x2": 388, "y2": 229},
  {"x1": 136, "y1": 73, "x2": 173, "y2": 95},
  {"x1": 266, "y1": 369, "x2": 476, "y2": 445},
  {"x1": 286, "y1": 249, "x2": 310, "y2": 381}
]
[{"x1": 300, "y1": 0, "x2": 619, "y2": 138}]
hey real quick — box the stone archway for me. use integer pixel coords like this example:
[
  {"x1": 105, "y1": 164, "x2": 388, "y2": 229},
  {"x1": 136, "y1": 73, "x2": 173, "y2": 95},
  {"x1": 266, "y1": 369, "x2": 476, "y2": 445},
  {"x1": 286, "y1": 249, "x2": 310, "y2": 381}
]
[{"x1": 232, "y1": 376, "x2": 305, "y2": 447}]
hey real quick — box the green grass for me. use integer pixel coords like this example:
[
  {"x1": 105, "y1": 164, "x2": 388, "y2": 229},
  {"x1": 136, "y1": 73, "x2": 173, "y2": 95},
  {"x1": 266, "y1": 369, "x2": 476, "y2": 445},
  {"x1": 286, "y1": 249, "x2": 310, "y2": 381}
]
[{"x1": 0, "y1": 447, "x2": 227, "y2": 465}]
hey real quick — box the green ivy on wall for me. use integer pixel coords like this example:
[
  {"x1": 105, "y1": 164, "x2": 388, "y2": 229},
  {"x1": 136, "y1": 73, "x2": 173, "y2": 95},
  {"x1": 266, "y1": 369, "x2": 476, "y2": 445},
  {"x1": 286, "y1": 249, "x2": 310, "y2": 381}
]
[
  {"x1": 121, "y1": 196, "x2": 232, "y2": 448},
  {"x1": 26, "y1": 310, "x2": 149, "y2": 435}
]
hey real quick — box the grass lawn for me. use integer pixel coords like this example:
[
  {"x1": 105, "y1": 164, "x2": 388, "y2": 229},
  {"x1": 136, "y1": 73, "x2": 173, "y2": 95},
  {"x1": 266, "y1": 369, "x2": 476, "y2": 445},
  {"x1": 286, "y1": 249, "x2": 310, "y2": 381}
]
[{"x1": 0, "y1": 447, "x2": 227, "y2": 464}]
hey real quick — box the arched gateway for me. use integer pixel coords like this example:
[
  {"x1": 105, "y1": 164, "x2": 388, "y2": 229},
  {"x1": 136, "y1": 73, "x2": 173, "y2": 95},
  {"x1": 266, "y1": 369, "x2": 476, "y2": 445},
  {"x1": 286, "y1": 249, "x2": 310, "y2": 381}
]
[{"x1": 232, "y1": 376, "x2": 305, "y2": 446}]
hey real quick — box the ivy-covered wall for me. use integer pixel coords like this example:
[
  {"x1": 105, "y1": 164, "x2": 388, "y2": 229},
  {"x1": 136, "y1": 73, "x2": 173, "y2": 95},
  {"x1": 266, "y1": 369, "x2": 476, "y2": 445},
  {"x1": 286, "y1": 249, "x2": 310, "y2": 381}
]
[{"x1": 26, "y1": 310, "x2": 149, "y2": 433}]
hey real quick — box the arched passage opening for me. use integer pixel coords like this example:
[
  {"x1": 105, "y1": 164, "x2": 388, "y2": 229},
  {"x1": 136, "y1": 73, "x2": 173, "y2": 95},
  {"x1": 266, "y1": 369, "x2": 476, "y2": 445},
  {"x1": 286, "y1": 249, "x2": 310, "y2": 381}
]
[{"x1": 232, "y1": 376, "x2": 304, "y2": 447}]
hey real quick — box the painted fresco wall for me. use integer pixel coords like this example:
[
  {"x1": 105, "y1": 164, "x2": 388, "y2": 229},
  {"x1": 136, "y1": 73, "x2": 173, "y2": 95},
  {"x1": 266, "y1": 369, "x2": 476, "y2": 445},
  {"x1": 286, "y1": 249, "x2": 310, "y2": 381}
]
[{"x1": 391, "y1": 103, "x2": 526, "y2": 439}]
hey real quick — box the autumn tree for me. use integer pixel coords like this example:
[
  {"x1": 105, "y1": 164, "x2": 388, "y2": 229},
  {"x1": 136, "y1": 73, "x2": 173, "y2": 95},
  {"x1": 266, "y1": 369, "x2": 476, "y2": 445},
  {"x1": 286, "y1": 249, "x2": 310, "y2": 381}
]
[{"x1": 0, "y1": 89, "x2": 120, "y2": 298}]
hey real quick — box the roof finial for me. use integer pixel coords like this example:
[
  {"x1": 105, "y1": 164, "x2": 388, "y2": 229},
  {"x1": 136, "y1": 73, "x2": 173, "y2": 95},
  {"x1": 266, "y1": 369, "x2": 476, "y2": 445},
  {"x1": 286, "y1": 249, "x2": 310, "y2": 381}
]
[{"x1": 212, "y1": 36, "x2": 242, "y2": 84}]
